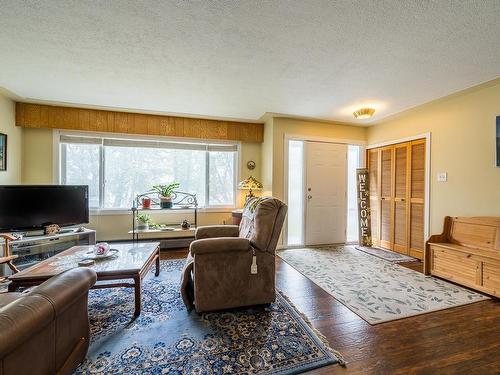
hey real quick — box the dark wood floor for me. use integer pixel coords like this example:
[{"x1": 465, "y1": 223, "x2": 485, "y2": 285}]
[{"x1": 162, "y1": 250, "x2": 500, "y2": 375}]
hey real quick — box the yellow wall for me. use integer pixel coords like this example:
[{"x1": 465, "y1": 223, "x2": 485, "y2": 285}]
[
  {"x1": 21, "y1": 127, "x2": 261, "y2": 241},
  {"x1": 261, "y1": 118, "x2": 274, "y2": 194},
  {"x1": 0, "y1": 92, "x2": 22, "y2": 184},
  {"x1": 269, "y1": 117, "x2": 367, "y2": 200},
  {"x1": 368, "y1": 80, "x2": 500, "y2": 234},
  {"x1": 22, "y1": 128, "x2": 54, "y2": 183}
]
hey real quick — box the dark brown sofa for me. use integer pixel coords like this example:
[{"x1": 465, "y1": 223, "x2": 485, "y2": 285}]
[
  {"x1": 181, "y1": 197, "x2": 287, "y2": 312},
  {"x1": 0, "y1": 267, "x2": 97, "y2": 375}
]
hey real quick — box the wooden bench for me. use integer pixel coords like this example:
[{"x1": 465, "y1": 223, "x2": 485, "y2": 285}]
[{"x1": 425, "y1": 216, "x2": 500, "y2": 297}]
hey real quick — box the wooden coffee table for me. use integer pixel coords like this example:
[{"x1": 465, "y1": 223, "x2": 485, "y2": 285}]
[{"x1": 8, "y1": 242, "x2": 160, "y2": 317}]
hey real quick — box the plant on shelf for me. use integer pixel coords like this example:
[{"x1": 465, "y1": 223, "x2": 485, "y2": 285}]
[
  {"x1": 152, "y1": 182, "x2": 180, "y2": 209},
  {"x1": 136, "y1": 213, "x2": 153, "y2": 230}
]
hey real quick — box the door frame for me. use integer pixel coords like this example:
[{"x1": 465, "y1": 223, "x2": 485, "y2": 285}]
[
  {"x1": 283, "y1": 134, "x2": 366, "y2": 247},
  {"x1": 366, "y1": 132, "x2": 431, "y2": 242}
]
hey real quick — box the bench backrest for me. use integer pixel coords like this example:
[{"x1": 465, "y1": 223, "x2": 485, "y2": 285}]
[{"x1": 447, "y1": 217, "x2": 500, "y2": 251}]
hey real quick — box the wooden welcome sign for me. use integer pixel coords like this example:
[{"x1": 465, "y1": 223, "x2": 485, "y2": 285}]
[{"x1": 356, "y1": 168, "x2": 372, "y2": 247}]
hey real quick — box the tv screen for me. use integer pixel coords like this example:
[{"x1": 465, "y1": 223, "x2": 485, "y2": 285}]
[{"x1": 0, "y1": 185, "x2": 89, "y2": 231}]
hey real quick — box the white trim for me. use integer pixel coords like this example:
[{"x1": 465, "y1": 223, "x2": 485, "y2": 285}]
[
  {"x1": 367, "y1": 132, "x2": 432, "y2": 242},
  {"x1": 52, "y1": 130, "x2": 60, "y2": 184},
  {"x1": 366, "y1": 133, "x2": 430, "y2": 149},
  {"x1": 55, "y1": 129, "x2": 241, "y2": 146},
  {"x1": 90, "y1": 207, "x2": 234, "y2": 216},
  {"x1": 284, "y1": 133, "x2": 366, "y2": 146},
  {"x1": 283, "y1": 133, "x2": 366, "y2": 247},
  {"x1": 424, "y1": 134, "x2": 432, "y2": 241}
]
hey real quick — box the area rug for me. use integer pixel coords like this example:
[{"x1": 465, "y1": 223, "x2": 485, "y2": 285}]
[
  {"x1": 355, "y1": 245, "x2": 418, "y2": 263},
  {"x1": 278, "y1": 246, "x2": 488, "y2": 325},
  {"x1": 75, "y1": 259, "x2": 343, "y2": 374}
]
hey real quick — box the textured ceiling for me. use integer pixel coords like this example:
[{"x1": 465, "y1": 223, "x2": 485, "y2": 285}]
[{"x1": 1, "y1": 0, "x2": 499, "y2": 124}]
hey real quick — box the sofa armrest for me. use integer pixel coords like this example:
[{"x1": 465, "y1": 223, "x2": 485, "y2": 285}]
[
  {"x1": 30, "y1": 268, "x2": 97, "y2": 315},
  {"x1": 190, "y1": 237, "x2": 250, "y2": 255},
  {"x1": 0, "y1": 268, "x2": 96, "y2": 357},
  {"x1": 195, "y1": 225, "x2": 240, "y2": 239}
]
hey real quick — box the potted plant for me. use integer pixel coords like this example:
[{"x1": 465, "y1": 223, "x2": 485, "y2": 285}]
[
  {"x1": 152, "y1": 182, "x2": 180, "y2": 209},
  {"x1": 136, "y1": 213, "x2": 152, "y2": 230}
]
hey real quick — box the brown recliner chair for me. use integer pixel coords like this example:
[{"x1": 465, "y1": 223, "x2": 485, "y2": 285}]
[
  {"x1": 0, "y1": 267, "x2": 97, "y2": 375},
  {"x1": 181, "y1": 197, "x2": 287, "y2": 312}
]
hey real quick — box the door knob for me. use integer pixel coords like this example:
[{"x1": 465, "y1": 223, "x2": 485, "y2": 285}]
[{"x1": 307, "y1": 195, "x2": 312, "y2": 199}]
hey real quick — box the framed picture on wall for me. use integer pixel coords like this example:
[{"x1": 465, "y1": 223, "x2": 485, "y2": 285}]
[
  {"x1": 497, "y1": 116, "x2": 500, "y2": 167},
  {"x1": 0, "y1": 133, "x2": 6, "y2": 171}
]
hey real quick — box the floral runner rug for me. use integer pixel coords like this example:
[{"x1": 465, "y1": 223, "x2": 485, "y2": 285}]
[
  {"x1": 355, "y1": 245, "x2": 418, "y2": 263},
  {"x1": 278, "y1": 245, "x2": 488, "y2": 325},
  {"x1": 75, "y1": 259, "x2": 343, "y2": 374}
]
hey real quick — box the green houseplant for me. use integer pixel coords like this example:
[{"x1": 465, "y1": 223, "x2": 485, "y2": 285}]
[
  {"x1": 152, "y1": 182, "x2": 180, "y2": 208},
  {"x1": 136, "y1": 213, "x2": 152, "y2": 230}
]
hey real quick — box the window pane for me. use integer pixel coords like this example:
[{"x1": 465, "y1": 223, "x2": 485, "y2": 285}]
[
  {"x1": 62, "y1": 143, "x2": 100, "y2": 208},
  {"x1": 103, "y1": 146, "x2": 206, "y2": 208},
  {"x1": 209, "y1": 151, "x2": 235, "y2": 206},
  {"x1": 287, "y1": 140, "x2": 304, "y2": 245}
]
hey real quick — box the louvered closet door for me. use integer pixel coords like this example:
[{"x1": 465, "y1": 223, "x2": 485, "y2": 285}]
[
  {"x1": 393, "y1": 143, "x2": 410, "y2": 254},
  {"x1": 409, "y1": 140, "x2": 426, "y2": 259},
  {"x1": 379, "y1": 147, "x2": 393, "y2": 249},
  {"x1": 368, "y1": 149, "x2": 380, "y2": 246}
]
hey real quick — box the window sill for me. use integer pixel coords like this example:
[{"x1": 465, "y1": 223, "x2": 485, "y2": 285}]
[{"x1": 90, "y1": 207, "x2": 237, "y2": 216}]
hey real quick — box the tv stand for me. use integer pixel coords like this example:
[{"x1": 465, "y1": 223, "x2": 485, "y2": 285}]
[{"x1": 1, "y1": 229, "x2": 96, "y2": 274}]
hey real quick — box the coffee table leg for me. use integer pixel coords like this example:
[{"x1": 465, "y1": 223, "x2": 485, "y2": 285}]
[
  {"x1": 7, "y1": 281, "x2": 17, "y2": 292},
  {"x1": 134, "y1": 275, "x2": 141, "y2": 317},
  {"x1": 155, "y1": 251, "x2": 160, "y2": 277}
]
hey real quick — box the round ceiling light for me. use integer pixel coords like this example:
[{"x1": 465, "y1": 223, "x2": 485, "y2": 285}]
[{"x1": 353, "y1": 108, "x2": 375, "y2": 119}]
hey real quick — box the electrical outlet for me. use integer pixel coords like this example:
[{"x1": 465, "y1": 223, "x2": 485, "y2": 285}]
[{"x1": 437, "y1": 172, "x2": 448, "y2": 182}]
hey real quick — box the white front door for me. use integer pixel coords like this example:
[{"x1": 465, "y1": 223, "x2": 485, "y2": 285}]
[{"x1": 305, "y1": 141, "x2": 347, "y2": 245}]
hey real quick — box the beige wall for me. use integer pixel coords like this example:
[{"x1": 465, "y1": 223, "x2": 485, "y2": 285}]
[
  {"x1": 268, "y1": 117, "x2": 367, "y2": 200},
  {"x1": 261, "y1": 118, "x2": 274, "y2": 193},
  {"x1": 0, "y1": 92, "x2": 22, "y2": 184},
  {"x1": 22, "y1": 128, "x2": 54, "y2": 184},
  {"x1": 21, "y1": 127, "x2": 261, "y2": 241},
  {"x1": 368, "y1": 80, "x2": 500, "y2": 234}
]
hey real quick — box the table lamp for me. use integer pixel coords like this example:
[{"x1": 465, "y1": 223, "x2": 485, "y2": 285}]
[{"x1": 238, "y1": 175, "x2": 263, "y2": 200}]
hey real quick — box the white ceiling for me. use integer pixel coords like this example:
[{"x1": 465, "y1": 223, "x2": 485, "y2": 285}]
[{"x1": 1, "y1": 1, "x2": 499, "y2": 124}]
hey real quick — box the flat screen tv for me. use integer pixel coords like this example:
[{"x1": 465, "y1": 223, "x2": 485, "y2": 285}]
[{"x1": 0, "y1": 185, "x2": 89, "y2": 232}]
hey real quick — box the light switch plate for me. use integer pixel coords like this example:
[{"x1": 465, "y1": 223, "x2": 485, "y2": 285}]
[{"x1": 437, "y1": 172, "x2": 448, "y2": 182}]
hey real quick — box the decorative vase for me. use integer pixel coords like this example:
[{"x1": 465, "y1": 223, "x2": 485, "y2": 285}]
[
  {"x1": 137, "y1": 222, "x2": 149, "y2": 231},
  {"x1": 142, "y1": 197, "x2": 151, "y2": 209},
  {"x1": 160, "y1": 196, "x2": 173, "y2": 209}
]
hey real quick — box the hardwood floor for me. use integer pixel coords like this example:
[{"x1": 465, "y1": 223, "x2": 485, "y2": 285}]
[{"x1": 162, "y1": 249, "x2": 500, "y2": 375}]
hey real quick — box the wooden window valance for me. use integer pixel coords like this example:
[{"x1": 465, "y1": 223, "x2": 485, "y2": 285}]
[{"x1": 15, "y1": 102, "x2": 264, "y2": 143}]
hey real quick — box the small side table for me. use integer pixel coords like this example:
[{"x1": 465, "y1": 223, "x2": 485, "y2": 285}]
[{"x1": 231, "y1": 209, "x2": 243, "y2": 225}]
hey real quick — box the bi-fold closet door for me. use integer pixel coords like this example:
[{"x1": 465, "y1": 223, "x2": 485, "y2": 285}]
[{"x1": 367, "y1": 139, "x2": 426, "y2": 259}]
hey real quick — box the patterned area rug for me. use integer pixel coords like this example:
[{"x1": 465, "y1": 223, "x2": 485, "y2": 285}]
[
  {"x1": 355, "y1": 245, "x2": 418, "y2": 263},
  {"x1": 278, "y1": 246, "x2": 489, "y2": 325},
  {"x1": 75, "y1": 259, "x2": 343, "y2": 374}
]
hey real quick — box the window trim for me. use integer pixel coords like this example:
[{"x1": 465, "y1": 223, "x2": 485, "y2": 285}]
[{"x1": 55, "y1": 130, "x2": 240, "y2": 212}]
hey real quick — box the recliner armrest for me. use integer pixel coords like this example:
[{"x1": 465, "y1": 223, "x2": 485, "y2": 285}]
[
  {"x1": 195, "y1": 225, "x2": 240, "y2": 239},
  {"x1": 190, "y1": 237, "x2": 250, "y2": 255}
]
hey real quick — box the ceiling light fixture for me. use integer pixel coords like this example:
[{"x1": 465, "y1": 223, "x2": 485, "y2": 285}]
[{"x1": 353, "y1": 108, "x2": 375, "y2": 119}]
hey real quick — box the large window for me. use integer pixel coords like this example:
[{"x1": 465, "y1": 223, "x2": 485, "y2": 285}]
[{"x1": 60, "y1": 134, "x2": 238, "y2": 209}]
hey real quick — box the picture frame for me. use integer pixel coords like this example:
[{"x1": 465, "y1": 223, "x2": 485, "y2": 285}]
[
  {"x1": 496, "y1": 116, "x2": 500, "y2": 167},
  {"x1": 0, "y1": 133, "x2": 6, "y2": 171}
]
